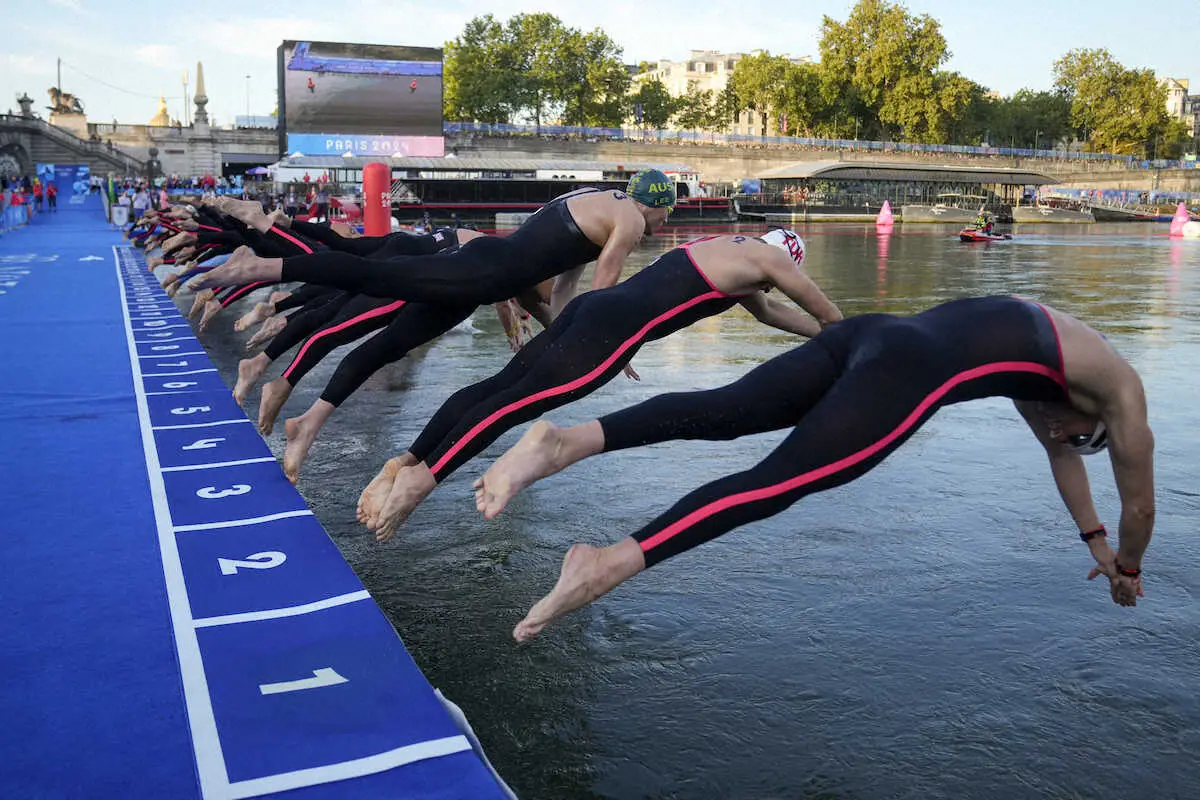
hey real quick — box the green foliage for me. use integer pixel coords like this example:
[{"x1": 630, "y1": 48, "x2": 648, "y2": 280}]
[
  {"x1": 710, "y1": 86, "x2": 741, "y2": 133},
  {"x1": 560, "y1": 28, "x2": 632, "y2": 127},
  {"x1": 673, "y1": 82, "x2": 714, "y2": 132},
  {"x1": 1053, "y1": 48, "x2": 1171, "y2": 154},
  {"x1": 443, "y1": 15, "x2": 522, "y2": 123},
  {"x1": 444, "y1": 13, "x2": 629, "y2": 128},
  {"x1": 444, "y1": 5, "x2": 1187, "y2": 156},
  {"x1": 982, "y1": 89, "x2": 1073, "y2": 148},
  {"x1": 630, "y1": 78, "x2": 676, "y2": 130},
  {"x1": 1158, "y1": 118, "x2": 1193, "y2": 159},
  {"x1": 819, "y1": 0, "x2": 949, "y2": 138}
]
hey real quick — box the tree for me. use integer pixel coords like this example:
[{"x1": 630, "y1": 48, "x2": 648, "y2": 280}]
[
  {"x1": 559, "y1": 28, "x2": 631, "y2": 127},
  {"x1": 985, "y1": 89, "x2": 1073, "y2": 149},
  {"x1": 507, "y1": 13, "x2": 574, "y2": 130},
  {"x1": 1157, "y1": 118, "x2": 1193, "y2": 159},
  {"x1": 728, "y1": 51, "x2": 792, "y2": 135},
  {"x1": 775, "y1": 62, "x2": 828, "y2": 136},
  {"x1": 709, "y1": 86, "x2": 741, "y2": 133},
  {"x1": 445, "y1": 13, "x2": 632, "y2": 129},
  {"x1": 817, "y1": 0, "x2": 950, "y2": 140},
  {"x1": 630, "y1": 77, "x2": 675, "y2": 130},
  {"x1": 673, "y1": 81, "x2": 714, "y2": 132},
  {"x1": 444, "y1": 15, "x2": 523, "y2": 123},
  {"x1": 1054, "y1": 48, "x2": 1171, "y2": 154},
  {"x1": 878, "y1": 71, "x2": 984, "y2": 144}
]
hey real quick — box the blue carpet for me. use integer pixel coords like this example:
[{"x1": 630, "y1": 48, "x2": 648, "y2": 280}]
[{"x1": 0, "y1": 199, "x2": 508, "y2": 798}]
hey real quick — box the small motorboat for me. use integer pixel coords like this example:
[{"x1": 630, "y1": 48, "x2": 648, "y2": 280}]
[{"x1": 958, "y1": 229, "x2": 1012, "y2": 242}]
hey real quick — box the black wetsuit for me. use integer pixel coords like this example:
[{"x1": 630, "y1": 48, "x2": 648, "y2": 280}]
[
  {"x1": 317, "y1": 302, "x2": 477, "y2": 407},
  {"x1": 277, "y1": 190, "x2": 606, "y2": 304},
  {"x1": 408, "y1": 243, "x2": 748, "y2": 481},
  {"x1": 274, "y1": 231, "x2": 466, "y2": 386},
  {"x1": 592, "y1": 295, "x2": 1070, "y2": 567}
]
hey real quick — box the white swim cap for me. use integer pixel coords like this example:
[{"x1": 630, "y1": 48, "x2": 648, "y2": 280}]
[
  {"x1": 1067, "y1": 420, "x2": 1109, "y2": 455},
  {"x1": 759, "y1": 228, "x2": 806, "y2": 266}
]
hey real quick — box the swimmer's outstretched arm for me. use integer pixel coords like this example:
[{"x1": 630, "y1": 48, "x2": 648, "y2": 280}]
[
  {"x1": 754, "y1": 247, "x2": 843, "y2": 327},
  {"x1": 738, "y1": 292, "x2": 821, "y2": 338},
  {"x1": 1015, "y1": 401, "x2": 1103, "y2": 530},
  {"x1": 1103, "y1": 387, "x2": 1156, "y2": 573},
  {"x1": 1015, "y1": 397, "x2": 1154, "y2": 607}
]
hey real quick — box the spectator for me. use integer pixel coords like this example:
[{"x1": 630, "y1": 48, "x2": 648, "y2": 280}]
[
  {"x1": 132, "y1": 187, "x2": 151, "y2": 219},
  {"x1": 46, "y1": 183, "x2": 57, "y2": 213},
  {"x1": 315, "y1": 186, "x2": 329, "y2": 220}
]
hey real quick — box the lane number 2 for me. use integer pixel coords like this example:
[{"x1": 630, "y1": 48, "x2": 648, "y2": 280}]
[{"x1": 218, "y1": 551, "x2": 286, "y2": 575}]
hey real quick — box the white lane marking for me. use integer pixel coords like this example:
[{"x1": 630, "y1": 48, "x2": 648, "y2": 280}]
[
  {"x1": 153, "y1": 419, "x2": 252, "y2": 431},
  {"x1": 139, "y1": 351, "x2": 206, "y2": 358},
  {"x1": 174, "y1": 509, "x2": 314, "y2": 533},
  {"x1": 143, "y1": 369, "x2": 219, "y2": 377},
  {"x1": 259, "y1": 667, "x2": 348, "y2": 695},
  {"x1": 193, "y1": 592, "x2": 371, "y2": 628},
  {"x1": 113, "y1": 245, "x2": 230, "y2": 797},
  {"x1": 161, "y1": 457, "x2": 276, "y2": 473},
  {"x1": 225, "y1": 736, "x2": 473, "y2": 800}
]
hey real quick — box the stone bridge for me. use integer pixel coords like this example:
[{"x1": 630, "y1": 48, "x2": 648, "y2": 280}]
[{"x1": 0, "y1": 114, "x2": 146, "y2": 178}]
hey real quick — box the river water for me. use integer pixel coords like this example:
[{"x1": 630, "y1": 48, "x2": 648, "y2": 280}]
[{"x1": 195, "y1": 222, "x2": 1200, "y2": 800}]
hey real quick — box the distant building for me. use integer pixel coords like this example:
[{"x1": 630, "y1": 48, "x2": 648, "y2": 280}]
[
  {"x1": 1161, "y1": 77, "x2": 1194, "y2": 135},
  {"x1": 633, "y1": 50, "x2": 811, "y2": 136}
]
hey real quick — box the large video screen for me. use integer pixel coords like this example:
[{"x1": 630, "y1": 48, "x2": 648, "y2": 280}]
[{"x1": 278, "y1": 40, "x2": 444, "y2": 158}]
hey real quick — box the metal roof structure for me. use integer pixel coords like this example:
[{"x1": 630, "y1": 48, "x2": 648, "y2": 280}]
[
  {"x1": 274, "y1": 155, "x2": 693, "y2": 173},
  {"x1": 757, "y1": 160, "x2": 1058, "y2": 185}
]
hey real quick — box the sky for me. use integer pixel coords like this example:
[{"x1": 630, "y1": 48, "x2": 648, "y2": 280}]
[{"x1": 4, "y1": 0, "x2": 1196, "y2": 127}]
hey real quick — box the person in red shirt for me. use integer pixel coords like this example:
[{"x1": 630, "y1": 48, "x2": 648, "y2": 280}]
[
  {"x1": 10, "y1": 189, "x2": 27, "y2": 225},
  {"x1": 32, "y1": 182, "x2": 43, "y2": 212},
  {"x1": 46, "y1": 183, "x2": 58, "y2": 212}
]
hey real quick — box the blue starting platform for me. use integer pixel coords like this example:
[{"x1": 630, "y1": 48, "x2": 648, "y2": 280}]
[{"x1": 0, "y1": 198, "x2": 512, "y2": 798}]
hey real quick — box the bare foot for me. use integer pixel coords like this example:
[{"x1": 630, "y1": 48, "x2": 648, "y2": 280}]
[
  {"x1": 160, "y1": 271, "x2": 181, "y2": 289},
  {"x1": 513, "y1": 539, "x2": 646, "y2": 642},
  {"x1": 267, "y1": 208, "x2": 290, "y2": 229},
  {"x1": 165, "y1": 231, "x2": 197, "y2": 254},
  {"x1": 198, "y1": 299, "x2": 223, "y2": 332},
  {"x1": 188, "y1": 288, "x2": 215, "y2": 320},
  {"x1": 373, "y1": 464, "x2": 436, "y2": 541},
  {"x1": 235, "y1": 302, "x2": 275, "y2": 332},
  {"x1": 233, "y1": 354, "x2": 270, "y2": 406},
  {"x1": 165, "y1": 281, "x2": 182, "y2": 299},
  {"x1": 188, "y1": 246, "x2": 278, "y2": 291},
  {"x1": 268, "y1": 291, "x2": 291, "y2": 306},
  {"x1": 246, "y1": 313, "x2": 288, "y2": 350},
  {"x1": 223, "y1": 198, "x2": 271, "y2": 230},
  {"x1": 257, "y1": 377, "x2": 292, "y2": 436},
  {"x1": 147, "y1": 256, "x2": 165, "y2": 272},
  {"x1": 357, "y1": 454, "x2": 417, "y2": 525},
  {"x1": 474, "y1": 420, "x2": 568, "y2": 519},
  {"x1": 283, "y1": 400, "x2": 335, "y2": 484}
]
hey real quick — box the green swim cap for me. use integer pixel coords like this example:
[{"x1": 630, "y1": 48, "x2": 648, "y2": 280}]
[{"x1": 626, "y1": 169, "x2": 676, "y2": 208}]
